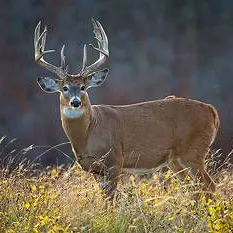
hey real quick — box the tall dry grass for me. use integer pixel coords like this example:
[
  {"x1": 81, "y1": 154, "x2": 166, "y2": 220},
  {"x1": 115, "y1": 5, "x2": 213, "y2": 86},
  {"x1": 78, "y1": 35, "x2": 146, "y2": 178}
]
[{"x1": 0, "y1": 140, "x2": 232, "y2": 233}]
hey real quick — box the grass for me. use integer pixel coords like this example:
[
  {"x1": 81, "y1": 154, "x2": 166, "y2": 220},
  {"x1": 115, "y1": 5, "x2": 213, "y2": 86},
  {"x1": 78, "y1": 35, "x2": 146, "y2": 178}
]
[
  {"x1": 0, "y1": 137, "x2": 232, "y2": 233},
  {"x1": 0, "y1": 162, "x2": 232, "y2": 233}
]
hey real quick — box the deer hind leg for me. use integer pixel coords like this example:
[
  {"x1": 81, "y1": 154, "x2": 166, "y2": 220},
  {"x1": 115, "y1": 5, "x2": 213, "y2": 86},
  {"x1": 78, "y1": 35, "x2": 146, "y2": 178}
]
[
  {"x1": 179, "y1": 130, "x2": 216, "y2": 192},
  {"x1": 158, "y1": 153, "x2": 190, "y2": 190},
  {"x1": 181, "y1": 158, "x2": 216, "y2": 193},
  {"x1": 178, "y1": 138, "x2": 216, "y2": 194},
  {"x1": 167, "y1": 157, "x2": 190, "y2": 182},
  {"x1": 165, "y1": 150, "x2": 189, "y2": 182}
]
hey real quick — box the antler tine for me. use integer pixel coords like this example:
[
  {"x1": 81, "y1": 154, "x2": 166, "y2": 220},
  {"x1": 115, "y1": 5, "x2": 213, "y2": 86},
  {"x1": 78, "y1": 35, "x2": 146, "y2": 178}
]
[
  {"x1": 34, "y1": 21, "x2": 68, "y2": 79},
  {"x1": 34, "y1": 21, "x2": 41, "y2": 50},
  {"x1": 80, "y1": 19, "x2": 109, "y2": 76},
  {"x1": 92, "y1": 19, "x2": 109, "y2": 56},
  {"x1": 81, "y1": 44, "x2": 87, "y2": 71},
  {"x1": 61, "y1": 44, "x2": 66, "y2": 69}
]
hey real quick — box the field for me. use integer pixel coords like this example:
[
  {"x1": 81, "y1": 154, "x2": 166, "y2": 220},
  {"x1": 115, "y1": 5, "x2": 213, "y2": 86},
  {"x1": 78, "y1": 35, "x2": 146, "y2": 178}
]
[{"x1": 0, "y1": 149, "x2": 233, "y2": 233}]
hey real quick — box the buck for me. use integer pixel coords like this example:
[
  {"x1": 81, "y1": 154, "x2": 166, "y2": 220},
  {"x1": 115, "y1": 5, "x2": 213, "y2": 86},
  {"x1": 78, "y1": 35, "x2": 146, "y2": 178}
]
[{"x1": 34, "y1": 19, "x2": 219, "y2": 199}]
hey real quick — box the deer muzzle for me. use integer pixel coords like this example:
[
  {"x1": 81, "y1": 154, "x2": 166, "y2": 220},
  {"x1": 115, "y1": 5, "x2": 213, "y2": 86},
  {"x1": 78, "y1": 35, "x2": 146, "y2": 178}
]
[{"x1": 70, "y1": 97, "x2": 81, "y2": 108}]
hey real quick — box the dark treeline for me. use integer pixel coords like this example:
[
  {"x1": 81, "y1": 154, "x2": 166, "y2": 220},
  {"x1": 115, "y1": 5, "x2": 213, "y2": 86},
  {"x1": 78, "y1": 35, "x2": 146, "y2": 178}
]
[{"x1": 0, "y1": 0, "x2": 233, "y2": 165}]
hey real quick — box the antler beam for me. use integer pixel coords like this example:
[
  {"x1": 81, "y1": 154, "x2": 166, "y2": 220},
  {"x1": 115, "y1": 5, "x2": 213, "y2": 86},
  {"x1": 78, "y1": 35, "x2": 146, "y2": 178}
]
[
  {"x1": 79, "y1": 19, "x2": 109, "y2": 76},
  {"x1": 34, "y1": 21, "x2": 68, "y2": 79}
]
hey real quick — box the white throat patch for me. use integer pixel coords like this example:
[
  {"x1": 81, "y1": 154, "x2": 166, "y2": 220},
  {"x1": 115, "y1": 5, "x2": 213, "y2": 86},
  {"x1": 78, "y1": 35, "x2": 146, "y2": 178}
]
[{"x1": 63, "y1": 107, "x2": 85, "y2": 119}]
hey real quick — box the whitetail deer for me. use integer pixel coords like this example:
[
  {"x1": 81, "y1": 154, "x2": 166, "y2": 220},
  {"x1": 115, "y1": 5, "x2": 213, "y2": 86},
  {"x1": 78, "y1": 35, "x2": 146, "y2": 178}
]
[{"x1": 34, "y1": 19, "x2": 219, "y2": 199}]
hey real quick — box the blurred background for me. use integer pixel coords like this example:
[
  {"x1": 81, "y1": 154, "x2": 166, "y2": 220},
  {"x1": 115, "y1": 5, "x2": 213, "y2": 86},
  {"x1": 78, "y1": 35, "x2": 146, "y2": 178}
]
[{"x1": 0, "y1": 0, "x2": 233, "y2": 166}]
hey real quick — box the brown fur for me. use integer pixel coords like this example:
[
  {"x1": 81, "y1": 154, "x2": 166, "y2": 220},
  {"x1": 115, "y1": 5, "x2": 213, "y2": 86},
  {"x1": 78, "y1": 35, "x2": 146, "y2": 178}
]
[{"x1": 60, "y1": 94, "x2": 219, "y2": 198}]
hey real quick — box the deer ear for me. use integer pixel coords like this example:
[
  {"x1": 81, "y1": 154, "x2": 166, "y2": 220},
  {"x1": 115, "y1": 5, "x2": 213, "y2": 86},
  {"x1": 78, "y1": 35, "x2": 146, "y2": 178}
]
[
  {"x1": 37, "y1": 77, "x2": 61, "y2": 93},
  {"x1": 87, "y1": 69, "x2": 109, "y2": 88}
]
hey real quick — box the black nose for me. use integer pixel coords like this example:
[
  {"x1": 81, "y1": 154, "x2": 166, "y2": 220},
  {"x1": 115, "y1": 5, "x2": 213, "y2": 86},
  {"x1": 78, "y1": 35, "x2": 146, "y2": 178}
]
[{"x1": 70, "y1": 98, "x2": 81, "y2": 108}]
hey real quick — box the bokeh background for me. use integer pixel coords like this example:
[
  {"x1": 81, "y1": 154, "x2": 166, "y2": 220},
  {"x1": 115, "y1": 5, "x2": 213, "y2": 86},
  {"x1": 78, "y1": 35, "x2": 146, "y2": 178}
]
[{"x1": 0, "y1": 0, "x2": 233, "y2": 166}]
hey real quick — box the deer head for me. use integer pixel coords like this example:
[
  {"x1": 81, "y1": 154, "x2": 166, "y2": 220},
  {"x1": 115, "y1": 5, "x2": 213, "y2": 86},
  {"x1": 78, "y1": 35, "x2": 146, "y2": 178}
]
[{"x1": 34, "y1": 19, "x2": 109, "y2": 117}]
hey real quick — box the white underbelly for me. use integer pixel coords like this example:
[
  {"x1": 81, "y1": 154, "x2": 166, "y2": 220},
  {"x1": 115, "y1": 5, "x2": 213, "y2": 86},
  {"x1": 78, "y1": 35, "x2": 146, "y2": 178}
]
[{"x1": 121, "y1": 167, "x2": 162, "y2": 175}]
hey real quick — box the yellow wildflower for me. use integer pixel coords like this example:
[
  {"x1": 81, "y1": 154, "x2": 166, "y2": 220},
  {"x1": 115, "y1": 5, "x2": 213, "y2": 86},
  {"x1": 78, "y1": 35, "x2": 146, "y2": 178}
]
[
  {"x1": 214, "y1": 221, "x2": 221, "y2": 231},
  {"x1": 208, "y1": 207, "x2": 216, "y2": 215},
  {"x1": 32, "y1": 228, "x2": 39, "y2": 233},
  {"x1": 51, "y1": 168, "x2": 58, "y2": 177},
  {"x1": 24, "y1": 202, "x2": 30, "y2": 209},
  {"x1": 168, "y1": 215, "x2": 174, "y2": 221},
  {"x1": 31, "y1": 185, "x2": 37, "y2": 191},
  {"x1": 6, "y1": 230, "x2": 15, "y2": 233},
  {"x1": 39, "y1": 185, "x2": 45, "y2": 194},
  {"x1": 2, "y1": 180, "x2": 8, "y2": 184},
  {"x1": 39, "y1": 215, "x2": 50, "y2": 226}
]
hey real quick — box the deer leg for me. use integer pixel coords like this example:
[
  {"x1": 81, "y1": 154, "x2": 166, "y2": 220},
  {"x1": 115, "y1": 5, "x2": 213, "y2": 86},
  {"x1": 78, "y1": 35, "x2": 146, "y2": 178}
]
[
  {"x1": 177, "y1": 133, "x2": 216, "y2": 195},
  {"x1": 181, "y1": 159, "x2": 216, "y2": 193},
  {"x1": 92, "y1": 148, "x2": 122, "y2": 202},
  {"x1": 93, "y1": 167, "x2": 119, "y2": 197},
  {"x1": 101, "y1": 165, "x2": 120, "y2": 202},
  {"x1": 93, "y1": 174, "x2": 106, "y2": 190},
  {"x1": 167, "y1": 158, "x2": 190, "y2": 182}
]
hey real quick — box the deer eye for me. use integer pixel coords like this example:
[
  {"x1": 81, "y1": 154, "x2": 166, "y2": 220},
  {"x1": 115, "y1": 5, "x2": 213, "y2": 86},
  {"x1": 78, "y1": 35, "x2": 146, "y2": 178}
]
[
  {"x1": 80, "y1": 85, "x2": 86, "y2": 91},
  {"x1": 63, "y1": 86, "x2": 68, "y2": 92}
]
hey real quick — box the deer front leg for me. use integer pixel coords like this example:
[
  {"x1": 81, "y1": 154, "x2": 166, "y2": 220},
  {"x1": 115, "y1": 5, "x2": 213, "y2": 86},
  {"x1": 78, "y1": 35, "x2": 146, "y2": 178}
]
[
  {"x1": 102, "y1": 165, "x2": 120, "y2": 201},
  {"x1": 93, "y1": 149, "x2": 121, "y2": 201},
  {"x1": 78, "y1": 148, "x2": 121, "y2": 201},
  {"x1": 94, "y1": 165, "x2": 120, "y2": 202}
]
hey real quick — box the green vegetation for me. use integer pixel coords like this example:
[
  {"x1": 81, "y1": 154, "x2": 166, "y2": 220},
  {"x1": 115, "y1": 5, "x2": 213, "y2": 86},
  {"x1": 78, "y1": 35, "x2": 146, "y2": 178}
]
[{"x1": 0, "y1": 162, "x2": 232, "y2": 233}]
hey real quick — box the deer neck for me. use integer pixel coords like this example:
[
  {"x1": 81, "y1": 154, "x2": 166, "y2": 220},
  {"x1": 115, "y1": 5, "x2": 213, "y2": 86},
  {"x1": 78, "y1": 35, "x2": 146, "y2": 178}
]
[{"x1": 60, "y1": 94, "x2": 96, "y2": 155}]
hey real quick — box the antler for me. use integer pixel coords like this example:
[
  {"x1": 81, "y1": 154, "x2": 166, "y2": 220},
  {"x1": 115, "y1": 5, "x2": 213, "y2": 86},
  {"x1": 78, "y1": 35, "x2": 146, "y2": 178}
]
[
  {"x1": 79, "y1": 19, "x2": 109, "y2": 76},
  {"x1": 34, "y1": 19, "x2": 108, "y2": 79},
  {"x1": 34, "y1": 21, "x2": 68, "y2": 79}
]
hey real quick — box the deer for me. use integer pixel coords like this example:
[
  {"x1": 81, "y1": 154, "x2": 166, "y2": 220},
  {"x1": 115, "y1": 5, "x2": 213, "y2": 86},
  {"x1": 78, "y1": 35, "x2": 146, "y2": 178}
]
[{"x1": 34, "y1": 19, "x2": 219, "y2": 200}]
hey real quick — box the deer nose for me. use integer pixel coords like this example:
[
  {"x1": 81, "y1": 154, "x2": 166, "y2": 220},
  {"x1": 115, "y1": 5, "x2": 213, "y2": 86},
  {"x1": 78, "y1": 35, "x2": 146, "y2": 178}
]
[{"x1": 70, "y1": 97, "x2": 81, "y2": 108}]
